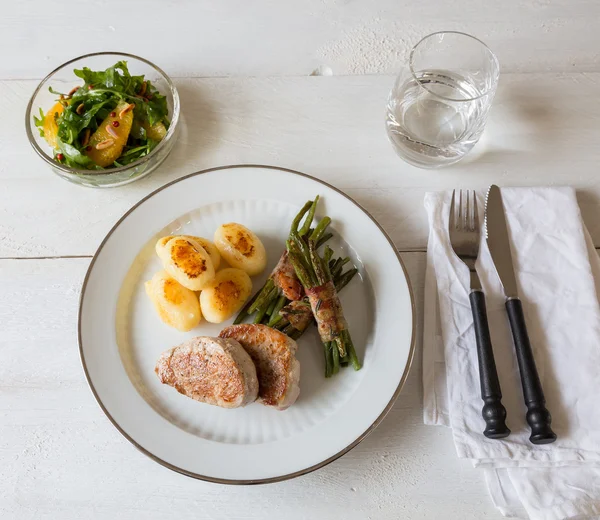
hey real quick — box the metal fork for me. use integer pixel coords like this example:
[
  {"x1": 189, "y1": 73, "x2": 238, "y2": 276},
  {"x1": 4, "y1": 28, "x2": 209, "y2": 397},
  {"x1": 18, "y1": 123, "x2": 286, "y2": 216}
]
[{"x1": 449, "y1": 190, "x2": 510, "y2": 439}]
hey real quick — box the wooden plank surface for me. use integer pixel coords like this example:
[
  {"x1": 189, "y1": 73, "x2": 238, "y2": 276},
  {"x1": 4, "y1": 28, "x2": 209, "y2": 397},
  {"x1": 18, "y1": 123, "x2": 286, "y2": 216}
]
[
  {"x1": 4, "y1": 2, "x2": 600, "y2": 517},
  {"x1": 0, "y1": 253, "x2": 502, "y2": 520},
  {"x1": 2, "y1": 1, "x2": 600, "y2": 79},
  {"x1": 3, "y1": 73, "x2": 600, "y2": 259}
]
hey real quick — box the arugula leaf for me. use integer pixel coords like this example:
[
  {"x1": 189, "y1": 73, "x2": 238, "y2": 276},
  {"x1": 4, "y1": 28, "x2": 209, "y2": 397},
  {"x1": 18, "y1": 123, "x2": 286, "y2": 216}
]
[
  {"x1": 73, "y1": 66, "x2": 109, "y2": 87},
  {"x1": 57, "y1": 96, "x2": 116, "y2": 144},
  {"x1": 56, "y1": 137, "x2": 102, "y2": 170},
  {"x1": 135, "y1": 82, "x2": 168, "y2": 126},
  {"x1": 117, "y1": 139, "x2": 159, "y2": 166},
  {"x1": 146, "y1": 79, "x2": 168, "y2": 124},
  {"x1": 48, "y1": 86, "x2": 68, "y2": 97},
  {"x1": 73, "y1": 61, "x2": 142, "y2": 92},
  {"x1": 33, "y1": 107, "x2": 45, "y2": 137}
]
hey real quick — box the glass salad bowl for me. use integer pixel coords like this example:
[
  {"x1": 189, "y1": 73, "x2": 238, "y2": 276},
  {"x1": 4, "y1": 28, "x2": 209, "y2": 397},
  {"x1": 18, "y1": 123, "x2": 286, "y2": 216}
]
[{"x1": 25, "y1": 52, "x2": 180, "y2": 188}]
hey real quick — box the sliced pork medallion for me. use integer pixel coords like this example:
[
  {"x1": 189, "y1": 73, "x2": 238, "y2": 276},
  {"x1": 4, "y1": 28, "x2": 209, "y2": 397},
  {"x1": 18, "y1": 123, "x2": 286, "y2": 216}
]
[
  {"x1": 219, "y1": 324, "x2": 300, "y2": 410},
  {"x1": 155, "y1": 337, "x2": 258, "y2": 408}
]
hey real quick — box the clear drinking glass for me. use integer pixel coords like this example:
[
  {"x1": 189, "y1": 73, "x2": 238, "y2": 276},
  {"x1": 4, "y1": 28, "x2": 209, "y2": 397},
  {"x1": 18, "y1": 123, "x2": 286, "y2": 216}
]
[{"x1": 386, "y1": 31, "x2": 499, "y2": 169}]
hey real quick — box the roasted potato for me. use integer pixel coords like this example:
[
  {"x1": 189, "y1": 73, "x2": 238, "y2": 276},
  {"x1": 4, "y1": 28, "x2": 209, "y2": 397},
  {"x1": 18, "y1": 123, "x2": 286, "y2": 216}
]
[
  {"x1": 213, "y1": 223, "x2": 267, "y2": 276},
  {"x1": 157, "y1": 236, "x2": 215, "y2": 291},
  {"x1": 156, "y1": 235, "x2": 221, "y2": 270},
  {"x1": 200, "y1": 268, "x2": 252, "y2": 323},
  {"x1": 145, "y1": 271, "x2": 202, "y2": 331}
]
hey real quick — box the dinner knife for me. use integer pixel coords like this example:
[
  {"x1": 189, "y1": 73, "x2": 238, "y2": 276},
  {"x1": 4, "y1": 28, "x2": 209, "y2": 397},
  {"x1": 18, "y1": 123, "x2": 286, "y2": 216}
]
[{"x1": 485, "y1": 185, "x2": 557, "y2": 445}]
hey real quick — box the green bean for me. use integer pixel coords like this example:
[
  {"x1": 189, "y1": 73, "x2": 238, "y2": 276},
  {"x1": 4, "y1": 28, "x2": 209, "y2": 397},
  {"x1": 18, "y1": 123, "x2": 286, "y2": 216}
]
[
  {"x1": 253, "y1": 307, "x2": 268, "y2": 324},
  {"x1": 343, "y1": 329, "x2": 361, "y2": 371},
  {"x1": 234, "y1": 285, "x2": 262, "y2": 324},
  {"x1": 286, "y1": 239, "x2": 315, "y2": 282},
  {"x1": 273, "y1": 319, "x2": 289, "y2": 331},
  {"x1": 310, "y1": 216, "x2": 331, "y2": 243},
  {"x1": 331, "y1": 340, "x2": 340, "y2": 375},
  {"x1": 253, "y1": 287, "x2": 278, "y2": 324},
  {"x1": 266, "y1": 297, "x2": 278, "y2": 316},
  {"x1": 256, "y1": 285, "x2": 278, "y2": 314},
  {"x1": 247, "y1": 278, "x2": 275, "y2": 314},
  {"x1": 329, "y1": 257, "x2": 343, "y2": 277},
  {"x1": 331, "y1": 265, "x2": 343, "y2": 280},
  {"x1": 267, "y1": 295, "x2": 287, "y2": 327},
  {"x1": 324, "y1": 342, "x2": 333, "y2": 378},
  {"x1": 269, "y1": 314, "x2": 283, "y2": 328},
  {"x1": 323, "y1": 246, "x2": 334, "y2": 280},
  {"x1": 291, "y1": 200, "x2": 313, "y2": 234},
  {"x1": 334, "y1": 335, "x2": 347, "y2": 357},
  {"x1": 331, "y1": 257, "x2": 350, "y2": 279},
  {"x1": 335, "y1": 268, "x2": 358, "y2": 292},
  {"x1": 291, "y1": 232, "x2": 312, "y2": 270},
  {"x1": 286, "y1": 247, "x2": 316, "y2": 287},
  {"x1": 282, "y1": 323, "x2": 296, "y2": 336},
  {"x1": 299, "y1": 196, "x2": 319, "y2": 236},
  {"x1": 289, "y1": 329, "x2": 302, "y2": 341},
  {"x1": 309, "y1": 240, "x2": 328, "y2": 285},
  {"x1": 316, "y1": 232, "x2": 333, "y2": 249}
]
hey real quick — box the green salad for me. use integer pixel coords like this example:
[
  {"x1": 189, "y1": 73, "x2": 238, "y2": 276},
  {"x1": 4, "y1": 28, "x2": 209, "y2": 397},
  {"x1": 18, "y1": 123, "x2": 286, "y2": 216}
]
[{"x1": 34, "y1": 61, "x2": 169, "y2": 170}]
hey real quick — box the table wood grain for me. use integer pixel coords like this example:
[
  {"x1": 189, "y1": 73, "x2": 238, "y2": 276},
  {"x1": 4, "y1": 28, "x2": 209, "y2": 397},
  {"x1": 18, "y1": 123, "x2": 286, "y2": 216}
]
[
  {"x1": 2, "y1": 0, "x2": 599, "y2": 79},
  {"x1": 4, "y1": 73, "x2": 600, "y2": 259}
]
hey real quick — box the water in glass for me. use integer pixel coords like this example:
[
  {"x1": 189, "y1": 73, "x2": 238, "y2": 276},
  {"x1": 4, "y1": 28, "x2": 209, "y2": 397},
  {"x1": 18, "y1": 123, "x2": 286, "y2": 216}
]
[
  {"x1": 386, "y1": 32, "x2": 499, "y2": 169},
  {"x1": 387, "y1": 70, "x2": 488, "y2": 168}
]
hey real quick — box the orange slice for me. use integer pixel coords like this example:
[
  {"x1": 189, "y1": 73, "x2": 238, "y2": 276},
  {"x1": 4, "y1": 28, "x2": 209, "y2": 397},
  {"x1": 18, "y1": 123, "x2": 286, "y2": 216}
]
[{"x1": 86, "y1": 101, "x2": 134, "y2": 167}]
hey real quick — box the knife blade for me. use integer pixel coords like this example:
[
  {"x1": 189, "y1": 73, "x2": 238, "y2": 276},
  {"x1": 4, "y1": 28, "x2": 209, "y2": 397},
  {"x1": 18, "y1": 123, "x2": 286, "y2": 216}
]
[
  {"x1": 485, "y1": 185, "x2": 519, "y2": 298},
  {"x1": 485, "y1": 185, "x2": 557, "y2": 445}
]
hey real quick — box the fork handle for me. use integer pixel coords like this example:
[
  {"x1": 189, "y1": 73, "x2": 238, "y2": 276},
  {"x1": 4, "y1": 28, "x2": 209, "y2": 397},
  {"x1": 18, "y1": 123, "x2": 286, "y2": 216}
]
[
  {"x1": 469, "y1": 290, "x2": 511, "y2": 439},
  {"x1": 505, "y1": 298, "x2": 557, "y2": 445}
]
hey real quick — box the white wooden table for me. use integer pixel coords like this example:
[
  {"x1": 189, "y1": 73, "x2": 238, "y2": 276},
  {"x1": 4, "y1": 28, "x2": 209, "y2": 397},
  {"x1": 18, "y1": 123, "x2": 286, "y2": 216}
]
[{"x1": 2, "y1": 2, "x2": 600, "y2": 518}]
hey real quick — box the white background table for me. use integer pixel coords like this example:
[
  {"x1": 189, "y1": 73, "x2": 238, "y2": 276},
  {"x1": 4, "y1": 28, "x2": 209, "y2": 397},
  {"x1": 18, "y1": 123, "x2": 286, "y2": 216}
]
[{"x1": 2, "y1": 2, "x2": 600, "y2": 518}]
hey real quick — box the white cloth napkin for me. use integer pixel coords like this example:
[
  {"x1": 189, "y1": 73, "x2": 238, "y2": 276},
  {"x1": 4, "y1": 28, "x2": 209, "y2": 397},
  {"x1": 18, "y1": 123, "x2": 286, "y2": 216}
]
[{"x1": 422, "y1": 187, "x2": 600, "y2": 519}]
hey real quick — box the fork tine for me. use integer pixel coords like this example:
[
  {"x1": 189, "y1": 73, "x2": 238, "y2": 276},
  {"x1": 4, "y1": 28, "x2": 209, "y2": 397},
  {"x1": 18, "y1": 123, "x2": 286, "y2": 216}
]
[
  {"x1": 449, "y1": 189, "x2": 456, "y2": 230},
  {"x1": 466, "y1": 190, "x2": 471, "y2": 231},
  {"x1": 470, "y1": 191, "x2": 475, "y2": 231},
  {"x1": 473, "y1": 191, "x2": 479, "y2": 232},
  {"x1": 458, "y1": 189, "x2": 463, "y2": 229},
  {"x1": 462, "y1": 190, "x2": 468, "y2": 230}
]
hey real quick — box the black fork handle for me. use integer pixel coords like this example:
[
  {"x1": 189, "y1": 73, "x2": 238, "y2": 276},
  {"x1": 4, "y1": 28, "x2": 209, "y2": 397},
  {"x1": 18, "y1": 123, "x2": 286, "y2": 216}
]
[{"x1": 469, "y1": 290, "x2": 511, "y2": 439}]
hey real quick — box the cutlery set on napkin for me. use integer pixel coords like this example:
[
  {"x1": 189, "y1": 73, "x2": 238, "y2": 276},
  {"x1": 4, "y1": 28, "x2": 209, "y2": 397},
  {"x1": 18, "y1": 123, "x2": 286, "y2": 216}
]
[{"x1": 423, "y1": 187, "x2": 600, "y2": 519}]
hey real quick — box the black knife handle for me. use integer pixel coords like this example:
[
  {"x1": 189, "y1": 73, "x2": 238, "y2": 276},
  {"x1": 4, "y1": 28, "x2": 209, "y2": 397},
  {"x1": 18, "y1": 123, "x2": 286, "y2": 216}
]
[
  {"x1": 469, "y1": 290, "x2": 511, "y2": 439},
  {"x1": 505, "y1": 298, "x2": 557, "y2": 444}
]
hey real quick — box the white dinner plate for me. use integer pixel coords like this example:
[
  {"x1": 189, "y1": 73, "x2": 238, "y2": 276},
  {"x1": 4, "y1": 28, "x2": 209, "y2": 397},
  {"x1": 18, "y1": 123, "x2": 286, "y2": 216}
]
[{"x1": 79, "y1": 165, "x2": 415, "y2": 484}]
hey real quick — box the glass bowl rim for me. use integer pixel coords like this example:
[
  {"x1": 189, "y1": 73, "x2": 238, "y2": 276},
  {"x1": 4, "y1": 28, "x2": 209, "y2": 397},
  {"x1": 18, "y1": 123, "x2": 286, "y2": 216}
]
[
  {"x1": 25, "y1": 51, "x2": 180, "y2": 177},
  {"x1": 408, "y1": 31, "x2": 500, "y2": 103}
]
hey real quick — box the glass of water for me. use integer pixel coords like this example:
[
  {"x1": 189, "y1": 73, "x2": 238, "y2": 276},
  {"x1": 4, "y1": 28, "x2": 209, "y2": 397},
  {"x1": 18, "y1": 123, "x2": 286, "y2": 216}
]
[{"x1": 386, "y1": 31, "x2": 499, "y2": 168}]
